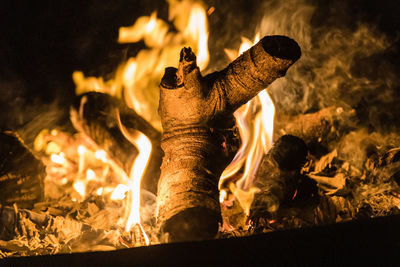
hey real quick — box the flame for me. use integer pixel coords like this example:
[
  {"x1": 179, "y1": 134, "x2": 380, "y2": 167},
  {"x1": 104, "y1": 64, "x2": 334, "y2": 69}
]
[
  {"x1": 77, "y1": 145, "x2": 86, "y2": 155},
  {"x1": 73, "y1": 181, "x2": 86, "y2": 197},
  {"x1": 111, "y1": 184, "x2": 129, "y2": 200},
  {"x1": 86, "y1": 169, "x2": 95, "y2": 181},
  {"x1": 116, "y1": 111, "x2": 152, "y2": 244},
  {"x1": 73, "y1": 0, "x2": 210, "y2": 133},
  {"x1": 118, "y1": 11, "x2": 169, "y2": 48},
  {"x1": 184, "y1": 3, "x2": 209, "y2": 70},
  {"x1": 219, "y1": 34, "x2": 275, "y2": 215},
  {"x1": 219, "y1": 189, "x2": 228, "y2": 203},
  {"x1": 95, "y1": 150, "x2": 107, "y2": 163},
  {"x1": 51, "y1": 153, "x2": 65, "y2": 164},
  {"x1": 96, "y1": 187, "x2": 104, "y2": 196}
]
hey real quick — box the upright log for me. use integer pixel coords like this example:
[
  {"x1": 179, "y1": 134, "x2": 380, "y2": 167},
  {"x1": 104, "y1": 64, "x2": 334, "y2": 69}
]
[{"x1": 157, "y1": 35, "x2": 301, "y2": 241}]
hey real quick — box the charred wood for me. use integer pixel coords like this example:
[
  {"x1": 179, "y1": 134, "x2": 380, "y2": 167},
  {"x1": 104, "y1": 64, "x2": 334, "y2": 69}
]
[
  {"x1": 0, "y1": 132, "x2": 45, "y2": 209},
  {"x1": 157, "y1": 36, "x2": 301, "y2": 242},
  {"x1": 275, "y1": 106, "x2": 356, "y2": 144},
  {"x1": 70, "y1": 92, "x2": 162, "y2": 193},
  {"x1": 249, "y1": 135, "x2": 308, "y2": 222}
]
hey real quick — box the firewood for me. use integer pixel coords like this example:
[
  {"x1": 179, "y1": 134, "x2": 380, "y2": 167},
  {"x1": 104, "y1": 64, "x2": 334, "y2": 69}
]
[
  {"x1": 0, "y1": 132, "x2": 45, "y2": 209},
  {"x1": 249, "y1": 135, "x2": 308, "y2": 222},
  {"x1": 157, "y1": 35, "x2": 301, "y2": 241},
  {"x1": 70, "y1": 92, "x2": 162, "y2": 193},
  {"x1": 275, "y1": 106, "x2": 356, "y2": 144}
]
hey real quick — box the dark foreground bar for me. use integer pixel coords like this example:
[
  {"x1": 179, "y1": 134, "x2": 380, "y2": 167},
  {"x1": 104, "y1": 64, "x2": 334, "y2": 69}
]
[{"x1": 2, "y1": 215, "x2": 400, "y2": 266}]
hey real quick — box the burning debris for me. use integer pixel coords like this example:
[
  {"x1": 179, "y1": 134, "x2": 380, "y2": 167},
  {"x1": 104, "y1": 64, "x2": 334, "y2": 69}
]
[{"x1": 1, "y1": 0, "x2": 400, "y2": 259}]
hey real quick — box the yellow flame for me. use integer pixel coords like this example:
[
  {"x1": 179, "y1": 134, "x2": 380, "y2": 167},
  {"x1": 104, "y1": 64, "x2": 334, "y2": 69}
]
[
  {"x1": 116, "y1": 111, "x2": 152, "y2": 245},
  {"x1": 51, "y1": 153, "x2": 65, "y2": 164},
  {"x1": 259, "y1": 90, "x2": 275, "y2": 152},
  {"x1": 126, "y1": 132, "x2": 152, "y2": 231},
  {"x1": 219, "y1": 34, "x2": 275, "y2": 214},
  {"x1": 86, "y1": 169, "x2": 95, "y2": 181},
  {"x1": 95, "y1": 150, "x2": 107, "y2": 163},
  {"x1": 46, "y1": 142, "x2": 61, "y2": 154},
  {"x1": 219, "y1": 189, "x2": 227, "y2": 203},
  {"x1": 184, "y1": 3, "x2": 209, "y2": 70},
  {"x1": 119, "y1": 11, "x2": 169, "y2": 48},
  {"x1": 96, "y1": 187, "x2": 103, "y2": 196},
  {"x1": 74, "y1": 1, "x2": 210, "y2": 133},
  {"x1": 123, "y1": 59, "x2": 137, "y2": 88},
  {"x1": 73, "y1": 181, "x2": 86, "y2": 197},
  {"x1": 77, "y1": 145, "x2": 86, "y2": 155},
  {"x1": 111, "y1": 184, "x2": 129, "y2": 200}
]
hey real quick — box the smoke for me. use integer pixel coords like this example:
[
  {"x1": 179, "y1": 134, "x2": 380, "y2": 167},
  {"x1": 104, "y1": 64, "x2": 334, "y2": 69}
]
[
  {"x1": 257, "y1": 0, "x2": 399, "y2": 131},
  {"x1": 207, "y1": 0, "x2": 399, "y2": 133},
  {"x1": 252, "y1": 0, "x2": 400, "y2": 205}
]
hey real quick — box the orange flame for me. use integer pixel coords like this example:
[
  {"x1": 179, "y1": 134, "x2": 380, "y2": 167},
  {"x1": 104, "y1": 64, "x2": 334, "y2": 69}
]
[
  {"x1": 219, "y1": 34, "x2": 275, "y2": 215},
  {"x1": 73, "y1": 0, "x2": 210, "y2": 133},
  {"x1": 184, "y1": 3, "x2": 209, "y2": 70},
  {"x1": 117, "y1": 111, "x2": 152, "y2": 245}
]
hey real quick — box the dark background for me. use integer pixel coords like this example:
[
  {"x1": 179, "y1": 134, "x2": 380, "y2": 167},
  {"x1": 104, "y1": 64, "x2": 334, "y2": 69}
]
[{"x1": 0, "y1": 0, "x2": 399, "y2": 139}]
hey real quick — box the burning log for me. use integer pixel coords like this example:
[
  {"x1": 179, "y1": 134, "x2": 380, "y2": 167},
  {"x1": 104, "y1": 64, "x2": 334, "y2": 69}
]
[
  {"x1": 157, "y1": 35, "x2": 301, "y2": 241},
  {"x1": 275, "y1": 106, "x2": 356, "y2": 144},
  {"x1": 249, "y1": 135, "x2": 308, "y2": 222},
  {"x1": 70, "y1": 92, "x2": 162, "y2": 193},
  {"x1": 0, "y1": 132, "x2": 45, "y2": 209}
]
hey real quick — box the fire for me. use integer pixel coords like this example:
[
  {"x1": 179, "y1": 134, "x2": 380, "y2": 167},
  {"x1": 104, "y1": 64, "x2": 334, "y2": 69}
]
[
  {"x1": 116, "y1": 111, "x2": 152, "y2": 244},
  {"x1": 86, "y1": 169, "x2": 95, "y2": 181},
  {"x1": 51, "y1": 153, "x2": 65, "y2": 164},
  {"x1": 184, "y1": 3, "x2": 209, "y2": 70},
  {"x1": 73, "y1": 181, "x2": 86, "y2": 197},
  {"x1": 111, "y1": 184, "x2": 129, "y2": 200},
  {"x1": 95, "y1": 150, "x2": 107, "y2": 163},
  {"x1": 67, "y1": 0, "x2": 209, "y2": 244},
  {"x1": 34, "y1": 0, "x2": 267, "y2": 248},
  {"x1": 5, "y1": 0, "x2": 398, "y2": 258},
  {"x1": 219, "y1": 34, "x2": 275, "y2": 215},
  {"x1": 49, "y1": 4, "x2": 266, "y2": 239},
  {"x1": 73, "y1": 0, "x2": 210, "y2": 132}
]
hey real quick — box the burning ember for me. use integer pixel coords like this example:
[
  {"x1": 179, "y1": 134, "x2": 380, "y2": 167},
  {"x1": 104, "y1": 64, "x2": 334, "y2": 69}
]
[{"x1": 1, "y1": 0, "x2": 400, "y2": 259}]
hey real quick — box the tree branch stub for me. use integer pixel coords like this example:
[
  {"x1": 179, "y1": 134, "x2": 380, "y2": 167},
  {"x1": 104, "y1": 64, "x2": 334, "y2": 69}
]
[{"x1": 157, "y1": 35, "x2": 301, "y2": 242}]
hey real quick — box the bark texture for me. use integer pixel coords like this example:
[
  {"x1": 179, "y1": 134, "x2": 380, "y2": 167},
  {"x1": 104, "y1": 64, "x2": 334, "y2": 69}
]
[
  {"x1": 275, "y1": 106, "x2": 356, "y2": 143},
  {"x1": 157, "y1": 35, "x2": 301, "y2": 241}
]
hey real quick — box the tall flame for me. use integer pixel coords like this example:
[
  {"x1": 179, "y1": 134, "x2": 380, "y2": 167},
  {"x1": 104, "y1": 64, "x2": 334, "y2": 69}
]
[
  {"x1": 219, "y1": 34, "x2": 276, "y2": 215},
  {"x1": 184, "y1": 3, "x2": 209, "y2": 70},
  {"x1": 117, "y1": 111, "x2": 152, "y2": 245}
]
